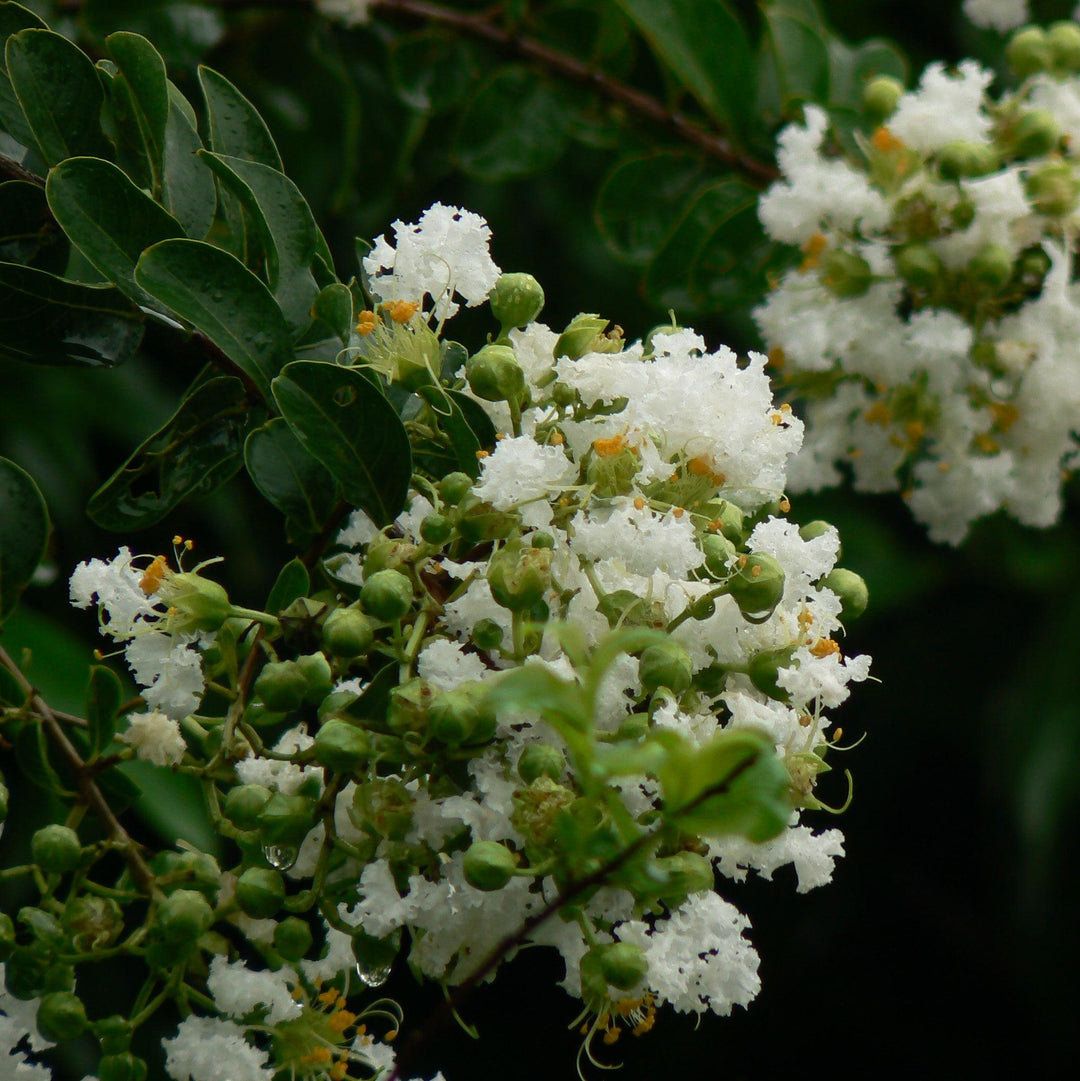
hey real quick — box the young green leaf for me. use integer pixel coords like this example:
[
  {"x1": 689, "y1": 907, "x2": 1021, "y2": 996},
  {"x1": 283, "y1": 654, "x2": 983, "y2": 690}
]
[
  {"x1": 85, "y1": 665, "x2": 123, "y2": 759},
  {"x1": 0, "y1": 456, "x2": 49, "y2": 621},
  {"x1": 198, "y1": 65, "x2": 282, "y2": 170},
  {"x1": 106, "y1": 32, "x2": 170, "y2": 194},
  {"x1": 162, "y1": 90, "x2": 216, "y2": 239}
]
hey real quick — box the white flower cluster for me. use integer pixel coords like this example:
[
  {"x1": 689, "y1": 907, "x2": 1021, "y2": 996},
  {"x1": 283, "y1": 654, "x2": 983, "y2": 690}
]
[{"x1": 756, "y1": 55, "x2": 1080, "y2": 542}]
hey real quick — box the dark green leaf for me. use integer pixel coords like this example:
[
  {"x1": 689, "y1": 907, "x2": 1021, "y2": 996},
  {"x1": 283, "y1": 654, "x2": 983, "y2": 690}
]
[
  {"x1": 162, "y1": 91, "x2": 216, "y2": 239},
  {"x1": 243, "y1": 417, "x2": 339, "y2": 544},
  {"x1": 83, "y1": 0, "x2": 226, "y2": 70},
  {"x1": 266, "y1": 558, "x2": 310, "y2": 615},
  {"x1": 85, "y1": 665, "x2": 123, "y2": 759},
  {"x1": 0, "y1": 261, "x2": 144, "y2": 366},
  {"x1": 106, "y1": 32, "x2": 170, "y2": 192},
  {"x1": 828, "y1": 37, "x2": 908, "y2": 112},
  {"x1": 46, "y1": 157, "x2": 183, "y2": 306},
  {"x1": 0, "y1": 180, "x2": 66, "y2": 271},
  {"x1": 311, "y1": 282, "x2": 353, "y2": 343},
  {"x1": 758, "y1": 5, "x2": 831, "y2": 118},
  {"x1": 616, "y1": 0, "x2": 755, "y2": 135},
  {"x1": 15, "y1": 721, "x2": 72, "y2": 797},
  {"x1": 0, "y1": 456, "x2": 48, "y2": 620},
  {"x1": 198, "y1": 65, "x2": 282, "y2": 170},
  {"x1": 456, "y1": 67, "x2": 572, "y2": 182},
  {"x1": 134, "y1": 238, "x2": 293, "y2": 401},
  {"x1": 0, "y1": 2, "x2": 46, "y2": 150},
  {"x1": 86, "y1": 375, "x2": 254, "y2": 530},
  {"x1": 388, "y1": 30, "x2": 479, "y2": 114},
  {"x1": 416, "y1": 386, "x2": 497, "y2": 479},
  {"x1": 96, "y1": 765, "x2": 141, "y2": 814},
  {"x1": 272, "y1": 361, "x2": 411, "y2": 526},
  {"x1": 596, "y1": 153, "x2": 705, "y2": 265},
  {"x1": 125, "y1": 761, "x2": 218, "y2": 851},
  {"x1": 5, "y1": 29, "x2": 111, "y2": 164},
  {"x1": 0, "y1": 663, "x2": 23, "y2": 707}
]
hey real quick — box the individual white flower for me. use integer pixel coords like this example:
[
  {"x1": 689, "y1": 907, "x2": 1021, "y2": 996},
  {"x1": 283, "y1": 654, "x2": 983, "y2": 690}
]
[
  {"x1": 118, "y1": 709, "x2": 186, "y2": 766},
  {"x1": 417, "y1": 637, "x2": 490, "y2": 690},
  {"x1": 163, "y1": 1016, "x2": 273, "y2": 1081},
  {"x1": 889, "y1": 61, "x2": 994, "y2": 153},
  {"x1": 207, "y1": 957, "x2": 301, "y2": 1027},
  {"x1": 962, "y1": 0, "x2": 1028, "y2": 32}
]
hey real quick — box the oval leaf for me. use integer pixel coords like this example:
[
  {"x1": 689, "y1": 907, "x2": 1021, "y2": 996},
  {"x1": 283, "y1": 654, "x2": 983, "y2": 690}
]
[
  {"x1": 0, "y1": 456, "x2": 48, "y2": 620},
  {"x1": 85, "y1": 664, "x2": 123, "y2": 759},
  {"x1": 162, "y1": 90, "x2": 217, "y2": 239},
  {"x1": 106, "y1": 32, "x2": 170, "y2": 191},
  {"x1": 198, "y1": 64, "x2": 282, "y2": 169}
]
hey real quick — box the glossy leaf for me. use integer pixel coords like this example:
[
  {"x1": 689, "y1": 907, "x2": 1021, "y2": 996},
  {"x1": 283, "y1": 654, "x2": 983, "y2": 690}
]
[
  {"x1": 758, "y1": 4, "x2": 831, "y2": 118},
  {"x1": 828, "y1": 36, "x2": 908, "y2": 112},
  {"x1": 243, "y1": 417, "x2": 339, "y2": 544},
  {"x1": 311, "y1": 283, "x2": 353, "y2": 343},
  {"x1": 0, "y1": 2, "x2": 46, "y2": 150},
  {"x1": 106, "y1": 32, "x2": 170, "y2": 191},
  {"x1": 416, "y1": 386, "x2": 497, "y2": 479},
  {"x1": 162, "y1": 91, "x2": 216, "y2": 239},
  {"x1": 272, "y1": 361, "x2": 411, "y2": 526},
  {"x1": 134, "y1": 238, "x2": 293, "y2": 402},
  {"x1": 0, "y1": 456, "x2": 48, "y2": 621},
  {"x1": 85, "y1": 665, "x2": 123, "y2": 759},
  {"x1": 0, "y1": 261, "x2": 144, "y2": 366},
  {"x1": 266, "y1": 558, "x2": 310, "y2": 615},
  {"x1": 86, "y1": 375, "x2": 254, "y2": 530},
  {"x1": 5, "y1": 28, "x2": 111, "y2": 164},
  {"x1": 198, "y1": 65, "x2": 282, "y2": 170},
  {"x1": 46, "y1": 157, "x2": 183, "y2": 306},
  {"x1": 616, "y1": 0, "x2": 755, "y2": 136},
  {"x1": 0, "y1": 180, "x2": 66, "y2": 271}
]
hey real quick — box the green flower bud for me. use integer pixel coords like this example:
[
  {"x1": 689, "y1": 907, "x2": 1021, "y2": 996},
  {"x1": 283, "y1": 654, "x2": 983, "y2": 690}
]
[
  {"x1": 639, "y1": 640, "x2": 693, "y2": 696},
  {"x1": 362, "y1": 536, "x2": 418, "y2": 577},
  {"x1": 517, "y1": 743, "x2": 565, "y2": 784},
  {"x1": 155, "y1": 889, "x2": 213, "y2": 944},
  {"x1": 643, "y1": 322, "x2": 684, "y2": 355},
  {"x1": 728, "y1": 552, "x2": 786, "y2": 622},
  {"x1": 551, "y1": 381, "x2": 577, "y2": 407},
  {"x1": 1026, "y1": 162, "x2": 1080, "y2": 216},
  {"x1": 471, "y1": 617, "x2": 505, "y2": 651},
  {"x1": 420, "y1": 512, "x2": 453, "y2": 546},
  {"x1": 748, "y1": 645, "x2": 797, "y2": 702},
  {"x1": 652, "y1": 851, "x2": 714, "y2": 905},
  {"x1": 242, "y1": 700, "x2": 288, "y2": 729},
  {"x1": 490, "y1": 272, "x2": 545, "y2": 331},
  {"x1": 235, "y1": 867, "x2": 286, "y2": 919},
  {"x1": 428, "y1": 682, "x2": 496, "y2": 746},
  {"x1": 798, "y1": 519, "x2": 835, "y2": 544},
  {"x1": 155, "y1": 569, "x2": 232, "y2": 633},
  {"x1": 95, "y1": 1015, "x2": 133, "y2": 1055},
  {"x1": 360, "y1": 568, "x2": 413, "y2": 622},
  {"x1": 487, "y1": 543, "x2": 552, "y2": 611},
  {"x1": 253, "y1": 661, "x2": 307, "y2": 713},
  {"x1": 530, "y1": 530, "x2": 555, "y2": 549},
  {"x1": 701, "y1": 533, "x2": 737, "y2": 580},
  {"x1": 296, "y1": 652, "x2": 333, "y2": 705},
  {"x1": 0, "y1": 913, "x2": 13, "y2": 962},
  {"x1": 862, "y1": 75, "x2": 904, "y2": 121},
  {"x1": 820, "y1": 249, "x2": 873, "y2": 298},
  {"x1": 1006, "y1": 26, "x2": 1050, "y2": 77},
  {"x1": 596, "y1": 589, "x2": 663, "y2": 629},
  {"x1": 258, "y1": 792, "x2": 317, "y2": 847},
  {"x1": 1049, "y1": 21, "x2": 1080, "y2": 73},
  {"x1": 466, "y1": 344, "x2": 526, "y2": 403},
  {"x1": 314, "y1": 718, "x2": 371, "y2": 773},
  {"x1": 31, "y1": 825, "x2": 82, "y2": 875},
  {"x1": 820, "y1": 567, "x2": 869, "y2": 621},
  {"x1": 456, "y1": 496, "x2": 519, "y2": 543},
  {"x1": 274, "y1": 916, "x2": 313, "y2": 962},
  {"x1": 99, "y1": 1053, "x2": 148, "y2": 1081},
  {"x1": 350, "y1": 777, "x2": 414, "y2": 840},
  {"x1": 951, "y1": 197, "x2": 976, "y2": 230},
  {"x1": 322, "y1": 607, "x2": 375, "y2": 657},
  {"x1": 1012, "y1": 110, "x2": 1061, "y2": 159},
  {"x1": 596, "y1": 941, "x2": 648, "y2": 991},
  {"x1": 555, "y1": 313, "x2": 623, "y2": 359},
  {"x1": 223, "y1": 784, "x2": 272, "y2": 830},
  {"x1": 463, "y1": 840, "x2": 517, "y2": 891},
  {"x1": 387, "y1": 677, "x2": 435, "y2": 735},
  {"x1": 37, "y1": 991, "x2": 88, "y2": 1043},
  {"x1": 968, "y1": 243, "x2": 1013, "y2": 291},
  {"x1": 701, "y1": 499, "x2": 745, "y2": 543},
  {"x1": 895, "y1": 243, "x2": 943, "y2": 289},
  {"x1": 437, "y1": 471, "x2": 473, "y2": 506},
  {"x1": 1016, "y1": 246, "x2": 1052, "y2": 286},
  {"x1": 937, "y1": 141, "x2": 997, "y2": 181},
  {"x1": 5, "y1": 944, "x2": 49, "y2": 999},
  {"x1": 63, "y1": 896, "x2": 123, "y2": 951}
]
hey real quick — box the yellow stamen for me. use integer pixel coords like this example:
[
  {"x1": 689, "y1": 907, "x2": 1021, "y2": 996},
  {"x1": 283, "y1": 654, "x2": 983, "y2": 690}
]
[
  {"x1": 811, "y1": 638, "x2": 840, "y2": 658},
  {"x1": 863, "y1": 401, "x2": 891, "y2": 427},
  {"x1": 302, "y1": 1047, "x2": 333, "y2": 1064},
  {"x1": 673, "y1": 506, "x2": 685, "y2": 518},
  {"x1": 549, "y1": 431, "x2": 565, "y2": 445},
  {"x1": 382, "y1": 299, "x2": 419, "y2": 323},
  {"x1": 355, "y1": 310, "x2": 377, "y2": 336},
  {"x1": 751, "y1": 565, "x2": 762, "y2": 578},
  {"x1": 592, "y1": 434, "x2": 627, "y2": 457},
  {"x1": 328, "y1": 1008, "x2": 357, "y2": 1034},
  {"x1": 139, "y1": 555, "x2": 169, "y2": 596},
  {"x1": 990, "y1": 402, "x2": 1020, "y2": 431},
  {"x1": 317, "y1": 988, "x2": 342, "y2": 1007},
  {"x1": 779, "y1": 497, "x2": 791, "y2": 513},
  {"x1": 871, "y1": 126, "x2": 906, "y2": 153},
  {"x1": 799, "y1": 233, "x2": 827, "y2": 272},
  {"x1": 975, "y1": 433, "x2": 999, "y2": 454},
  {"x1": 904, "y1": 420, "x2": 925, "y2": 443},
  {"x1": 476, "y1": 449, "x2": 490, "y2": 459},
  {"x1": 633, "y1": 497, "x2": 646, "y2": 510}
]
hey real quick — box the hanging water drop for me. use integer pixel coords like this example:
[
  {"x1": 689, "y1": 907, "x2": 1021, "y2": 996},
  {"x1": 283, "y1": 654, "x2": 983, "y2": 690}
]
[
  {"x1": 355, "y1": 959, "x2": 392, "y2": 989},
  {"x1": 262, "y1": 844, "x2": 298, "y2": 871}
]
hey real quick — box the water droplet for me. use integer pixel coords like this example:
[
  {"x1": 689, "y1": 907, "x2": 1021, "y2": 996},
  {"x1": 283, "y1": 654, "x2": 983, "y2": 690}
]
[
  {"x1": 262, "y1": 844, "x2": 298, "y2": 871},
  {"x1": 355, "y1": 960, "x2": 392, "y2": 989}
]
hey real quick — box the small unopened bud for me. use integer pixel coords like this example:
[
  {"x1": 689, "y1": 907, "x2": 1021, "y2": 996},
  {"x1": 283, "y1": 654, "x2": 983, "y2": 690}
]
[
  {"x1": 314, "y1": 718, "x2": 371, "y2": 772},
  {"x1": 429, "y1": 682, "x2": 496, "y2": 746},
  {"x1": 798, "y1": 519, "x2": 836, "y2": 546},
  {"x1": 895, "y1": 243, "x2": 943, "y2": 289},
  {"x1": 463, "y1": 840, "x2": 517, "y2": 891},
  {"x1": 1012, "y1": 110, "x2": 1061, "y2": 159},
  {"x1": 748, "y1": 645, "x2": 798, "y2": 701},
  {"x1": 596, "y1": 941, "x2": 648, "y2": 991},
  {"x1": 31, "y1": 825, "x2": 81, "y2": 875},
  {"x1": 466, "y1": 344, "x2": 526, "y2": 403},
  {"x1": 488, "y1": 543, "x2": 552, "y2": 611},
  {"x1": 360, "y1": 568, "x2": 413, "y2": 621},
  {"x1": 253, "y1": 661, "x2": 307, "y2": 712},
  {"x1": 555, "y1": 313, "x2": 616, "y2": 359},
  {"x1": 490, "y1": 272, "x2": 545, "y2": 332},
  {"x1": 296, "y1": 653, "x2": 333, "y2": 705},
  {"x1": 701, "y1": 499, "x2": 744, "y2": 543},
  {"x1": 155, "y1": 889, "x2": 213, "y2": 944},
  {"x1": 437, "y1": 471, "x2": 473, "y2": 506},
  {"x1": 95, "y1": 1016, "x2": 133, "y2": 1055},
  {"x1": 518, "y1": 743, "x2": 565, "y2": 783},
  {"x1": 1026, "y1": 161, "x2": 1080, "y2": 216},
  {"x1": 820, "y1": 249, "x2": 873, "y2": 298},
  {"x1": 728, "y1": 552, "x2": 785, "y2": 622},
  {"x1": 235, "y1": 867, "x2": 286, "y2": 919},
  {"x1": 821, "y1": 567, "x2": 869, "y2": 621},
  {"x1": 1006, "y1": 26, "x2": 1050, "y2": 77},
  {"x1": 968, "y1": 243, "x2": 1013, "y2": 290},
  {"x1": 1049, "y1": 21, "x2": 1080, "y2": 73},
  {"x1": 471, "y1": 617, "x2": 505, "y2": 650},
  {"x1": 99, "y1": 1054, "x2": 148, "y2": 1081},
  {"x1": 862, "y1": 75, "x2": 904, "y2": 121},
  {"x1": 420, "y1": 512, "x2": 453, "y2": 546},
  {"x1": 257, "y1": 792, "x2": 317, "y2": 846},
  {"x1": 37, "y1": 991, "x2": 88, "y2": 1043},
  {"x1": 363, "y1": 536, "x2": 418, "y2": 577},
  {"x1": 274, "y1": 916, "x2": 313, "y2": 962},
  {"x1": 223, "y1": 784, "x2": 272, "y2": 829},
  {"x1": 387, "y1": 677, "x2": 435, "y2": 734},
  {"x1": 652, "y1": 851, "x2": 714, "y2": 905},
  {"x1": 701, "y1": 533, "x2": 737, "y2": 580},
  {"x1": 937, "y1": 141, "x2": 998, "y2": 181},
  {"x1": 322, "y1": 607, "x2": 375, "y2": 657},
  {"x1": 639, "y1": 640, "x2": 693, "y2": 696}
]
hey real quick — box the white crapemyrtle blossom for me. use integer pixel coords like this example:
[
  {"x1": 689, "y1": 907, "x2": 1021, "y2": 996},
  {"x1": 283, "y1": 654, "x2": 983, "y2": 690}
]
[
  {"x1": 163, "y1": 1016, "x2": 273, "y2": 1081},
  {"x1": 118, "y1": 709, "x2": 187, "y2": 766},
  {"x1": 756, "y1": 57, "x2": 1080, "y2": 542},
  {"x1": 315, "y1": 0, "x2": 376, "y2": 26},
  {"x1": 963, "y1": 0, "x2": 1029, "y2": 33},
  {"x1": 206, "y1": 956, "x2": 301, "y2": 1026}
]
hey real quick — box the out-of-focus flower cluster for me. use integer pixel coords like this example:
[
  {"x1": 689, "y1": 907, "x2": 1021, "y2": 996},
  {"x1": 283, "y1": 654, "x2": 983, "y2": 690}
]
[{"x1": 756, "y1": 28, "x2": 1080, "y2": 542}]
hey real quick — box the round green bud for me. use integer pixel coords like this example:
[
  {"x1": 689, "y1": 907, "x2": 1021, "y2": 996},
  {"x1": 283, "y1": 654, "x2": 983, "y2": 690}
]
[
  {"x1": 1026, "y1": 162, "x2": 1080, "y2": 216},
  {"x1": 455, "y1": 496, "x2": 519, "y2": 543},
  {"x1": 95, "y1": 1015, "x2": 134, "y2": 1055},
  {"x1": 820, "y1": 249, "x2": 873, "y2": 298},
  {"x1": 951, "y1": 197, "x2": 976, "y2": 230},
  {"x1": 43, "y1": 962, "x2": 76, "y2": 994},
  {"x1": 466, "y1": 344, "x2": 526, "y2": 403},
  {"x1": 360, "y1": 568, "x2": 413, "y2": 622},
  {"x1": 596, "y1": 941, "x2": 648, "y2": 991},
  {"x1": 1049, "y1": 21, "x2": 1080, "y2": 73},
  {"x1": 530, "y1": 530, "x2": 555, "y2": 549},
  {"x1": 728, "y1": 552, "x2": 786, "y2": 622},
  {"x1": 937, "y1": 141, "x2": 998, "y2": 181},
  {"x1": 639, "y1": 640, "x2": 693, "y2": 696},
  {"x1": 242, "y1": 700, "x2": 288, "y2": 729},
  {"x1": 490, "y1": 272, "x2": 545, "y2": 330},
  {"x1": 1017, "y1": 246, "x2": 1052, "y2": 285},
  {"x1": 0, "y1": 913, "x2": 14, "y2": 962},
  {"x1": 420, "y1": 512, "x2": 454, "y2": 546},
  {"x1": 37, "y1": 991, "x2": 88, "y2": 1043},
  {"x1": 895, "y1": 243, "x2": 943, "y2": 290},
  {"x1": 274, "y1": 916, "x2": 313, "y2": 962},
  {"x1": 5, "y1": 944, "x2": 49, "y2": 999},
  {"x1": 429, "y1": 682, "x2": 496, "y2": 746},
  {"x1": 701, "y1": 533, "x2": 737, "y2": 580},
  {"x1": 235, "y1": 867, "x2": 286, "y2": 919},
  {"x1": 701, "y1": 499, "x2": 744, "y2": 544},
  {"x1": 518, "y1": 743, "x2": 565, "y2": 784},
  {"x1": 652, "y1": 851, "x2": 715, "y2": 905},
  {"x1": 253, "y1": 661, "x2": 307, "y2": 713},
  {"x1": 689, "y1": 594, "x2": 716, "y2": 620},
  {"x1": 437, "y1": 471, "x2": 473, "y2": 506},
  {"x1": 31, "y1": 825, "x2": 81, "y2": 875},
  {"x1": 362, "y1": 536, "x2": 418, "y2": 577},
  {"x1": 487, "y1": 544, "x2": 552, "y2": 612},
  {"x1": 296, "y1": 652, "x2": 333, "y2": 705},
  {"x1": 748, "y1": 645, "x2": 798, "y2": 701},
  {"x1": 314, "y1": 718, "x2": 371, "y2": 773},
  {"x1": 99, "y1": 1053, "x2": 148, "y2": 1081},
  {"x1": 968, "y1": 243, "x2": 1014, "y2": 291},
  {"x1": 387, "y1": 677, "x2": 436, "y2": 735},
  {"x1": 463, "y1": 841, "x2": 517, "y2": 891},
  {"x1": 643, "y1": 323, "x2": 683, "y2": 355},
  {"x1": 155, "y1": 889, "x2": 213, "y2": 944},
  {"x1": 820, "y1": 567, "x2": 869, "y2": 621},
  {"x1": 471, "y1": 617, "x2": 505, "y2": 651},
  {"x1": 1012, "y1": 110, "x2": 1061, "y2": 159},
  {"x1": 322, "y1": 607, "x2": 375, "y2": 658},
  {"x1": 798, "y1": 520, "x2": 835, "y2": 545},
  {"x1": 1006, "y1": 26, "x2": 1050, "y2": 77},
  {"x1": 258, "y1": 792, "x2": 317, "y2": 847},
  {"x1": 223, "y1": 784, "x2": 272, "y2": 830},
  {"x1": 551, "y1": 382, "x2": 577, "y2": 408},
  {"x1": 862, "y1": 75, "x2": 904, "y2": 121}
]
